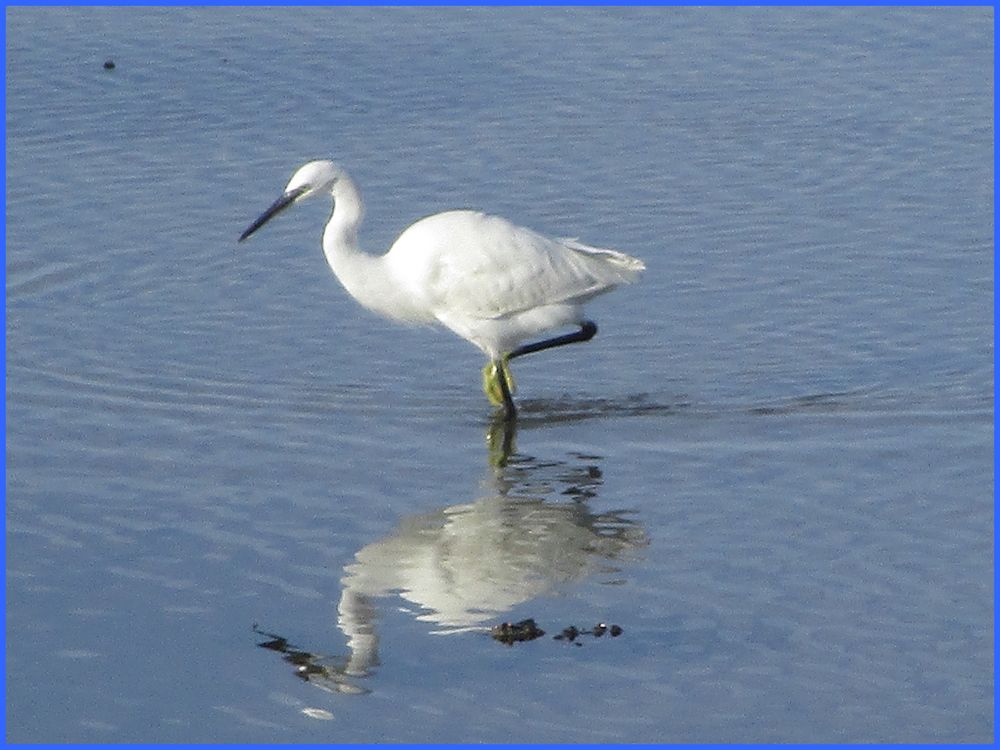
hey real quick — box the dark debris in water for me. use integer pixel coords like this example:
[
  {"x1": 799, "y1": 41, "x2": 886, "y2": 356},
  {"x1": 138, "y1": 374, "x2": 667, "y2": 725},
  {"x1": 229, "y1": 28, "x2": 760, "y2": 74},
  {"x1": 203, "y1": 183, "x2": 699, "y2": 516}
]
[
  {"x1": 491, "y1": 618, "x2": 545, "y2": 645},
  {"x1": 554, "y1": 622, "x2": 624, "y2": 646},
  {"x1": 491, "y1": 618, "x2": 623, "y2": 647}
]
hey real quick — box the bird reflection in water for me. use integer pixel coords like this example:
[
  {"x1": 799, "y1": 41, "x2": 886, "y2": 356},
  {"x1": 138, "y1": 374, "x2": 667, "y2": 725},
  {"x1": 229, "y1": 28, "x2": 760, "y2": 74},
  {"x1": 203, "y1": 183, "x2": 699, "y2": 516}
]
[
  {"x1": 253, "y1": 625, "x2": 371, "y2": 696},
  {"x1": 257, "y1": 418, "x2": 647, "y2": 694}
]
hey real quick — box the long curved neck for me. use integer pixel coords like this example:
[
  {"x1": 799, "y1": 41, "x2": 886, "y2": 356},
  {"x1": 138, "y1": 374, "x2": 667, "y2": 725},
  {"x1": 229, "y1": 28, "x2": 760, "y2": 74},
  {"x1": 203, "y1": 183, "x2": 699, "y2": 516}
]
[{"x1": 321, "y1": 173, "x2": 408, "y2": 320}]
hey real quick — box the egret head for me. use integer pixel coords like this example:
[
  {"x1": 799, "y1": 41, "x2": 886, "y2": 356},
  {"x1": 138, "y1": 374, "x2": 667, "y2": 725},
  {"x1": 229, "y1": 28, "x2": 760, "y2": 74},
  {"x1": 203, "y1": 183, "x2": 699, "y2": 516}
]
[{"x1": 239, "y1": 160, "x2": 341, "y2": 242}]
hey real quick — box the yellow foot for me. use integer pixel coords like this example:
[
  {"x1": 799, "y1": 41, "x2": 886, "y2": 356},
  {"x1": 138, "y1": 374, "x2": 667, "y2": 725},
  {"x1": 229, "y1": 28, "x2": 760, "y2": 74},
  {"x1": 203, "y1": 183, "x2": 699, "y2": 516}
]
[{"x1": 482, "y1": 358, "x2": 516, "y2": 406}]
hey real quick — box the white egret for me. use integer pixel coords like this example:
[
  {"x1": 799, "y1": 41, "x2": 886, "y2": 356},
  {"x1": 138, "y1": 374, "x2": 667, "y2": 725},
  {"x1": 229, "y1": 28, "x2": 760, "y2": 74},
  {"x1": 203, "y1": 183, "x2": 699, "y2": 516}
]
[{"x1": 239, "y1": 160, "x2": 644, "y2": 418}]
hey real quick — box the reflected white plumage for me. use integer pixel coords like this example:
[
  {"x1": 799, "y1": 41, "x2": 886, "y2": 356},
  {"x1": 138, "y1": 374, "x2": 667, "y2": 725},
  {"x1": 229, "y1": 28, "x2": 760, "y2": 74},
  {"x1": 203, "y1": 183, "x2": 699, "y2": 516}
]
[{"x1": 239, "y1": 160, "x2": 644, "y2": 417}]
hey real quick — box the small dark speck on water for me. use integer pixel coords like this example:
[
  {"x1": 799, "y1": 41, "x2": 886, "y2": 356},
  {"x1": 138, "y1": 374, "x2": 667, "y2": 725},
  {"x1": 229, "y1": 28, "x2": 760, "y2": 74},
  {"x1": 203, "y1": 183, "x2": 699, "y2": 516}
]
[{"x1": 103, "y1": 59, "x2": 115, "y2": 70}]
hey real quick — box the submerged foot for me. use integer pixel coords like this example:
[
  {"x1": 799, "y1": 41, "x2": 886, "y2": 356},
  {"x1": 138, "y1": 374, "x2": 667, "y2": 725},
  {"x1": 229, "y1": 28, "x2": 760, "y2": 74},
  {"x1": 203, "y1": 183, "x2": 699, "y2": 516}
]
[{"x1": 482, "y1": 358, "x2": 516, "y2": 407}]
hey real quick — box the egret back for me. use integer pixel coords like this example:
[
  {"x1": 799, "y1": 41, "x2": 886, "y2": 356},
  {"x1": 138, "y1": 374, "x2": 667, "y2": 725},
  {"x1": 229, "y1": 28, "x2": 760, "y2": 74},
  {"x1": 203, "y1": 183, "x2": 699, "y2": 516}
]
[{"x1": 386, "y1": 211, "x2": 644, "y2": 323}]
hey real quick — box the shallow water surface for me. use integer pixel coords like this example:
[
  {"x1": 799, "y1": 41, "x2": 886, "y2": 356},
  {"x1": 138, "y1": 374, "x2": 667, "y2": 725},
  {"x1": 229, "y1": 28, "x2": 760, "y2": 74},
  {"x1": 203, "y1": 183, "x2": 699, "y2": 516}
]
[{"x1": 6, "y1": 6, "x2": 993, "y2": 743}]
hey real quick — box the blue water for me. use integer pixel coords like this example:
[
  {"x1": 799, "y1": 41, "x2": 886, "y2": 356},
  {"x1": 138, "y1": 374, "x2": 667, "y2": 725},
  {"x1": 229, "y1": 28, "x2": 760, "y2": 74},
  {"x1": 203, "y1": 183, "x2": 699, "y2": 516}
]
[{"x1": 6, "y1": 6, "x2": 993, "y2": 742}]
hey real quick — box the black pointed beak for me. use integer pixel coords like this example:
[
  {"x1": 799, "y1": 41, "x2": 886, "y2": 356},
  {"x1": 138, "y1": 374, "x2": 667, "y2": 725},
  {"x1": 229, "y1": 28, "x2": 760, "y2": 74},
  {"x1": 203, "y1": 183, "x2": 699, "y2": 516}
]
[{"x1": 239, "y1": 186, "x2": 308, "y2": 242}]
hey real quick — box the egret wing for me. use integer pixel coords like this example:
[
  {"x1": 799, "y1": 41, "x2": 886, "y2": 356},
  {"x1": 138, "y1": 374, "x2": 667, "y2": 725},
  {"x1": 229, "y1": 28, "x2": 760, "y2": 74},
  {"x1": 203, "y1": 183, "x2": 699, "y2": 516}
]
[{"x1": 401, "y1": 212, "x2": 641, "y2": 321}]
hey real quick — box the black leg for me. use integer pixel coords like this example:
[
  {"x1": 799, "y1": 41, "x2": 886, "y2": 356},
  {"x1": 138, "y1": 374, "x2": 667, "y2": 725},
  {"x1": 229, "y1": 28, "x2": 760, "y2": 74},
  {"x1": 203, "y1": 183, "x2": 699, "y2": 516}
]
[
  {"x1": 508, "y1": 321, "x2": 597, "y2": 360},
  {"x1": 494, "y1": 358, "x2": 517, "y2": 421}
]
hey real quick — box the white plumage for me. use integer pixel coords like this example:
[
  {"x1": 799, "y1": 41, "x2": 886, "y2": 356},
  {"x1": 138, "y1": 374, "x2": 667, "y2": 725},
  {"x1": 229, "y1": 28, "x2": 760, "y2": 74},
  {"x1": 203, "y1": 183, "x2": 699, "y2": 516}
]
[{"x1": 240, "y1": 159, "x2": 644, "y2": 417}]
